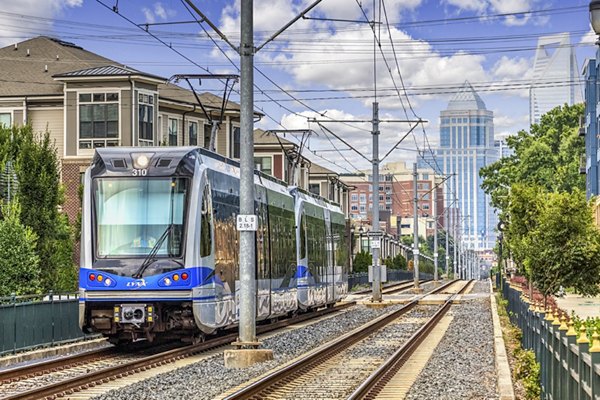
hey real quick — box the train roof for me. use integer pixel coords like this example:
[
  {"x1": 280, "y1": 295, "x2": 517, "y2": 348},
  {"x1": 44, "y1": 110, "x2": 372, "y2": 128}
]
[{"x1": 91, "y1": 147, "x2": 342, "y2": 209}]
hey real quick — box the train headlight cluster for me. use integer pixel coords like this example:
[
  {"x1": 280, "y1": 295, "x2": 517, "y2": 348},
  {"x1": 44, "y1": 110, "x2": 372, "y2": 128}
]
[
  {"x1": 88, "y1": 272, "x2": 116, "y2": 287},
  {"x1": 159, "y1": 271, "x2": 190, "y2": 287},
  {"x1": 132, "y1": 153, "x2": 154, "y2": 169}
]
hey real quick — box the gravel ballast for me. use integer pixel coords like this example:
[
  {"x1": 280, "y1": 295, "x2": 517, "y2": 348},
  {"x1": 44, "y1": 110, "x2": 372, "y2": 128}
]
[
  {"x1": 91, "y1": 303, "x2": 408, "y2": 400},
  {"x1": 405, "y1": 280, "x2": 499, "y2": 400}
]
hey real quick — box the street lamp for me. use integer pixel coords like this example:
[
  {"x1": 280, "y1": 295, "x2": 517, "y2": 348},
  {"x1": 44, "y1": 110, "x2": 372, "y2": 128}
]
[
  {"x1": 358, "y1": 225, "x2": 364, "y2": 253},
  {"x1": 590, "y1": 1, "x2": 600, "y2": 39}
]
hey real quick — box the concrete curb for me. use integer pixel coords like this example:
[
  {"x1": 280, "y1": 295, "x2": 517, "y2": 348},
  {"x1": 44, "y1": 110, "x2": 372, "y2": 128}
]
[
  {"x1": 0, "y1": 338, "x2": 108, "y2": 369},
  {"x1": 490, "y1": 280, "x2": 516, "y2": 400}
]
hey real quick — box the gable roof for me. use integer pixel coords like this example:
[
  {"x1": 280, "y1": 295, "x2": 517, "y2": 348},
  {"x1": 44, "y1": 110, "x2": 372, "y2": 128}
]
[
  {"x1": 253, "y1": 128, "x2": 296, "y2": 146},
  {"x1": 0, "y1": 36, "x2": 113, "y2": 96},
  {"x1": 53, "y1": 64, "x2": 164, "y2": 81},
  {"x1": 0, "y1": 36, "x2": 247, "y2": 114}
]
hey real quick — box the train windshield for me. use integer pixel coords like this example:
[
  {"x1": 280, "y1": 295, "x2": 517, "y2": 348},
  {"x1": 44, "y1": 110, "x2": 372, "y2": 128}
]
[{"x1": 94, "y1": 178, "x2": 188, "y2": 258}]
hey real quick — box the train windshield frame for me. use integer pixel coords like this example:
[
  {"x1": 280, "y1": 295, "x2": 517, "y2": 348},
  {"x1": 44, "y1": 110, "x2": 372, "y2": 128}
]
[{"x1": 93, "y1": 177, "x2": 189, "y2": 259}]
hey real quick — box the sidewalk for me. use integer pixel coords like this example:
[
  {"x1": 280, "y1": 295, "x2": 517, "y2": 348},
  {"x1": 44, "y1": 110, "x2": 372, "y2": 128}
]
[{"x1": 555, "y1": 294, "x2": 600, "y2": 319}]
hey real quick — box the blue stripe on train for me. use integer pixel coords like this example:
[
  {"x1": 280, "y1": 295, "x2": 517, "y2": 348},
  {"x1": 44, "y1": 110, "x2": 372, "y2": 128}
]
[{"x1": 79, "y1": 266, "x2": 220, "y2": 291}]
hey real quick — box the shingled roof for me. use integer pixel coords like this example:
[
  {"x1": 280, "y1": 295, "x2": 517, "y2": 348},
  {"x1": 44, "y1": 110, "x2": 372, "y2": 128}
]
[
  {"x1": 0, "y1": 36, "x2": 245, "y2": 113},
  {"x1": 0, "y1": 36, "x2": 113, "y2": 96}
]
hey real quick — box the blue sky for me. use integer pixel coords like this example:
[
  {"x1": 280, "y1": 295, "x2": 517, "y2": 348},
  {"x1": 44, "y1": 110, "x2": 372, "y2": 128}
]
[{"x1": 0, "y1": 0, "x2": 595, "y2": 173}]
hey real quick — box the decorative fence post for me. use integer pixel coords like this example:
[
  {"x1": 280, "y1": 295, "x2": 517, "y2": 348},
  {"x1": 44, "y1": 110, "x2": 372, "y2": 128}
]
[
  {"x1": 577, "y1": 325, "x2": 590, "y2": 399},
  {"x1": 565, "y1": 319, "x2": 578, "y2": 399}
]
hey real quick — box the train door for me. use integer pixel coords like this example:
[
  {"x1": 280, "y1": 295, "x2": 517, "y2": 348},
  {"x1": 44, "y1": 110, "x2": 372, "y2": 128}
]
[
  {"x1": 323, "y1": 209, "x2": 334, "y2": 304},
  {"x1": 255, "y1": 186, "x2": 271, "y2": 320}
]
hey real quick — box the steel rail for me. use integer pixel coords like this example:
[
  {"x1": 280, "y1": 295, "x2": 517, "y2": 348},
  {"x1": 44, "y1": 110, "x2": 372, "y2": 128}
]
[
  {"x1": 2, "y1": 302, "x2": 355, "y2": 400},
  {"x1": 0, "y1": 347, "x2": 116, "y2": 384},
  {"x1": 347, "y1": 280, "x2": 474, "y2": 400},
  {"x1": 353, "y1": 279, "x2": 430, "y2": 295},
  {"x1": 222, "y1": 279, "x2": 460, "y2": 400}
]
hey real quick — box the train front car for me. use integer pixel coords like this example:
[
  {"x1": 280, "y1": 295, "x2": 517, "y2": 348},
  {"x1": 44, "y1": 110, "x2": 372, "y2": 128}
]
[{"x1": 79, "y1": 147, "x2": 201, "y2": 344}]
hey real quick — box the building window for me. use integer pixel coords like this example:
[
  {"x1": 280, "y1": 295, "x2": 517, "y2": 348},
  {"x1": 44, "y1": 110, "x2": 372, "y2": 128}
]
[
  {"x1": 168, "y1": 118, "x2": 178, "y2": 146},
  {"x1": 203, "y1": 124, "x2": 212, "y2": 149},
  {"x1": 79, "y1": 92, "x2": 119, "y2": 149},
  {"x1": 0, "y1": 113, "x2": 11, "y2": 127},
  {"x1": 189, "y1": 121, "x2": 198, "y2": 146},
  {"x1": 308, "y1": 183, "x2": 320, "y2": 195},
  {"x1": 351, "y1": 193, "x2": 358, "y2": 202},
  {"x1": 359, "y1": 194, "x2": 366, "y2": 203},
  {"x1": 359, "y1": 205, "x2": 366, "y2": 213},
  {"x1": 254, "y1": 156, "x2": 273, "y2": 175},
  {"x1": 231, "y1": 125, "x2": 240, "y2": 158},
  {"x1": 423, "y1": 204, "x2": 430, "y2": 210},
  {"x1": 351, "y1": 205, "x2": 358, "y2": 211},
  {"x1": 138, "y1": 93, "x2": 154, "y2": 146}
]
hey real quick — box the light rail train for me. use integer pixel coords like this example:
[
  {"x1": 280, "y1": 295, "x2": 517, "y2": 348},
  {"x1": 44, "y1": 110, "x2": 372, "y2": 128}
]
[{"x1": 78, "y1": 147, "x2": 349, "y2": 344}]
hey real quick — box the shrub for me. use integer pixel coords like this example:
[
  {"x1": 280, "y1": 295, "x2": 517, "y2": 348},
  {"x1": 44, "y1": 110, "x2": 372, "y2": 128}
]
[{"x1": 0, "y1": 201, "x2": 41, "y2": 296}]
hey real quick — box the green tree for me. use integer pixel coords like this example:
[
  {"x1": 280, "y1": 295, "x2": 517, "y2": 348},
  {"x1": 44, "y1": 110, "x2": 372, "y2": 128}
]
[
  {"x1": 353, "y1": 251, "x2": 372, "y2": 273},
  {"x1": 0, "y1": 201, "x2": 41, "y2": 296},
  {"x1": 527, "y1": 190, "x2": 600, "y2": 298},
  {"x1": 384, "y1": 254, "x2": 407, "y2": 270},
  {"x1": 0, "y1": 125, "x2": 75, "y2": 292},
  {"x1": 480, "y1": 103, "x2": 598, "y2": 298},
  {"x1": 481, "y1": 103, "x2": 584, "y2": 210}
]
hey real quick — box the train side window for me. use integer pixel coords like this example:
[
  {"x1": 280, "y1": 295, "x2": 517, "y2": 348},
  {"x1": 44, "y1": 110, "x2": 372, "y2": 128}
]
[{"x1": 200, "y1": 186, "x2": 212, "y2": 257}]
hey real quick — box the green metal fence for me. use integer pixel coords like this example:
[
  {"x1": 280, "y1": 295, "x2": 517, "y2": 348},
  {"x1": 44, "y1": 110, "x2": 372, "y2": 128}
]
[
  {"x1": 502, "y1": 278, "x2": 600, "y2": 400},
  {"x1": 0, "y1": 292, "x2": 90, "y2": 356}
]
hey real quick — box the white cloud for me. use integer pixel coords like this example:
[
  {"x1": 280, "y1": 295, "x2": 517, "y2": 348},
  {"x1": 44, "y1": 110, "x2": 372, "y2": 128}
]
[
  {"x1": 276, "y1": 26, "x2": 488, "y2": 111},
  {"x1": 444, "y1": 0, "x2": 545, "y2": 26},
  {"x1": 0, "y1": 0, "x2": 83, "y2": 46},
  {"x1": 443, "y1": 0, "x2": 486, "y2": 13},
  {"x1": 491, "y1": 56, "x2": 531, "y2": 79},
  {"x1": 142, "y1": 8, "x2": 155, "y2": 24},
  {"x1": 142, "y1": 2, "x2": 175, "y2": 24},
  {"x1": 581, "y1": 26, "x2": 597, "y2": 45}
]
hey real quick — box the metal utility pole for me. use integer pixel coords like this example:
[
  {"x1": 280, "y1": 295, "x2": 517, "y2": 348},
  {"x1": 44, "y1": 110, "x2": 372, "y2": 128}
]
[
  {"x1": 238, "y1": 0, "x2": 256, "y2": 346},
  {"x1": 445, "y1": 205, "x2": 449, "y2": 277},
  {"x1": 371, "y1": 102, "x2": 382, "y2": 302},
  {"x1": 413, "y1": 163, "x2": 421, "y2": 291},
  {"x1": 433, "y1": 179, "x2": 438, "y2": 283},
  {"x1": 453, "y1": 196, "x2": 458, "y2": 279}
]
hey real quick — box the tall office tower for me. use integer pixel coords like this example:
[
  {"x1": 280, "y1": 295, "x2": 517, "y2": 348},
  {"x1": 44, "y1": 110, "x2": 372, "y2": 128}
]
[
  {"x1": 530, "y1": 33, "x2": 582, "y2": 126},
  {"x1": 419, "y1": 81, "x2": 497, "y2": 250}
]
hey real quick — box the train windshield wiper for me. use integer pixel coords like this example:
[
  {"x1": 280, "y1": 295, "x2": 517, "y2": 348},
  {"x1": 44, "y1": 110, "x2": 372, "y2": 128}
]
[{"x1": 132, "y1": 224, "x2": 173, "y2": 279}]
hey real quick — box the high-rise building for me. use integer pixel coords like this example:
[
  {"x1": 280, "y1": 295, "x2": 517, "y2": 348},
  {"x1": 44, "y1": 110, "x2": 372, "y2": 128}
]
[
  {"x1": 494, "y1": 139, "x2": 514, "y2": 159},
  {"x1": 530, "y1": 33, "x2": 582, "y2": 126},
  {"x1": 420, "y1": 81, "x2": 497, "y2": 250}
]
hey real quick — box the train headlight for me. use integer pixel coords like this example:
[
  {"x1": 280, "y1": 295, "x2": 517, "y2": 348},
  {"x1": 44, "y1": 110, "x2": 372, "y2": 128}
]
[
  {"x1": 164, "y1": 278, "x2": 172, "y2": 286},
  {"x1": 132, "y1": 153, "x2": 154, "y2": 169}
]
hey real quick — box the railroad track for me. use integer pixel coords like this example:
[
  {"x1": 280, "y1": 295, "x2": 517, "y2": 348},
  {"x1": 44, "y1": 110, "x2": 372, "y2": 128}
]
[
  {"x1": 0, "y1": 303, "x2": 355, "y2": 400},
  {"x1": 354, "y1": 279, "x2": 431, "y2": 295},
  {"x1": 349, "y1": 279, "x2": 473, "y2": 400},
  {"x1": 221, "y1": 279, "x2": 468, "y2": 400}
]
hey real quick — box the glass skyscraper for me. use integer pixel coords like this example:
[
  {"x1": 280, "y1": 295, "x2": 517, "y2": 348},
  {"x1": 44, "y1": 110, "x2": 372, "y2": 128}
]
[
  {"x1": 530, "y1": 33, "x2": 582, "y2": 126},
  {"x1": 420, "y1": 81, "x2": 497, "y2": 250}
]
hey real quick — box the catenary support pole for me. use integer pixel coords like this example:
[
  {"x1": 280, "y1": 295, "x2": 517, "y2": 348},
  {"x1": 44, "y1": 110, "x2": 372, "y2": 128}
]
[
  {"x1": 453, "y1": 196, "x2": 458, "y2": 279},
  {"x1": 238, "y1": 0, "x2": 256, "y2": 346},
  {"x1": 413, "y1": 163, "x2": 421, "y2": 291},
  {"x1": 371, "y1": 102, "x2": 382, "y2": 302},
  {"x1": 433, "y1": 179, "x2": 438, "y2": 283},
  {"x1": 445, "y1": 204, "x2": 449, "y2": 277}
]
